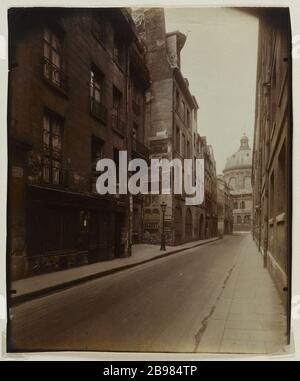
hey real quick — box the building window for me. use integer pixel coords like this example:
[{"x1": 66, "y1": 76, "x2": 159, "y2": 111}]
[
  {"x1": 132, "y1": 84, "x2": 141, "y2": 115},
  {"x1": 234, "y1": 201, "x2": 238, "y2": 209},
  {"x1": 113, "y1": 148, "x2": 120, "y2": 184},
  {"x1": 90, "y1": 66, "x2": 103, "y2": 104},
  {"x1": 245, "y1": 176, "x2": 251, "y2": 189},
  {"x1": 79, "y1": 210, "x2": 89, "y2": 233},
  {"x1": 43, "y1": 27, "x2": 67, "y2": 90},
  {"x1": 187, "y1": 140, "x2": 190, "y2": 159},
  {"x1": 91, "y1": 15, "x2": 106, "y2": 46},
  {"x1": 186, "y1": 109, "x2": 191, "y2": 128},
  {"x1": 112, "y1": 86, "x2": 124, "y2": 135},
  {"x1": 91, "y1": 136, "x2": 105, "y2": 168},
  {"x1": 42, "y1": 111, "x2": 63, "y2": 185},
  {"x1": 90, "y1": 66, "x2": 107, "y2": 123},
  {"x1": 244, "y1": 215, "x2": 251, "y2": 224},
  {"x1": 198, "y1": 140, "x2": 201, "y2": 155},
  {"x1": 91, "y1": 136, "x2": 104, "y2": 192},
  {"x1": 237, "y1": 215, "x2": 242, "y2": 224},
  {"x1": 113, "y1": 34, "x2": 124, "y2": 67},
  {"x1": 113, "y1": 87, "x2": 122, "y2": 117},
  {"x1": 193, "y1": 156, "x2": 197, "y2": 185},
  {"x1": 277, "y1": 141, "x2": 286, "y2": 214},
  {"x1": 229, "y1": 177, "x2": 236, "y2": 189},
  {"x1": 240, "y1": 201, "x2": 245, "y2": 209},
  {"x1": 132, "y1": 123, "x2": 138, "y2": 140},
  {"x1": 180, "y1": 100, "x2": 185, "y2": 120},
  {"x1": 176, "y1": 126, "x2": 180, "y2": 153},
  {"x1": 181, "y1": 134, "x2": 185, "y2": 157}
]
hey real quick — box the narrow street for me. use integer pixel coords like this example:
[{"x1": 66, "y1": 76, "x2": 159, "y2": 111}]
[{"x1": 9, "y1": 233, "x2": 287, "y2": 354}]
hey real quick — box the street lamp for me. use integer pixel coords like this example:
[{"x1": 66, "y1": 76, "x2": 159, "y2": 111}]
[{"x1": 160, "y1": 201, "x2": 167, "y2": 251}]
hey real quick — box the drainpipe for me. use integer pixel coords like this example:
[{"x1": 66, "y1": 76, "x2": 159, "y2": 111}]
[{"x1": 126, "y1": 43, "x2": 132, "y2": 255}]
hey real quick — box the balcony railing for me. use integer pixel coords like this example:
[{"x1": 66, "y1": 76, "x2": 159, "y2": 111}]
[
  {"x1": 112, "y1": 114, "x2": 126, "y2": 136},
  {"x1": 132, "y1": 137, "x2": 149, "y2": 160},
  {"x1": 90, "y1": 97, "x2": 108, "y2": 124},
  {"x1": 43, "y1": 168, "x2": 69, "y2": 188},
  {"x1": 42, "y1": 57, "x2": 68, "y2": 93},
  {"x1": 29, "y1": 164, "x2": 69, "y2": 189},
  {"x1": 132, "y1": 100, "x2": 141, "y2": 115}
]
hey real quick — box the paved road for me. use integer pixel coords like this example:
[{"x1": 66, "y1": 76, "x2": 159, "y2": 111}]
[{"x1": 9, "y1": 233, "x2": 249, "y2": 352}]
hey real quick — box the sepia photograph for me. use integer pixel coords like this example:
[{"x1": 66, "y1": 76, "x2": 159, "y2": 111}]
[{"x1": 6, "y1": 5, "x2": 292, "y2": 355}]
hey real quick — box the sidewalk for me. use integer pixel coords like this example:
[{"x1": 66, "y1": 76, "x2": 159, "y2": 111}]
[
  {"x1": 10, "y1": 237, "x2": 219, "y2": 305},
  {"x1": 195, "y1": 234, "x2": 290, "y2": 355}
]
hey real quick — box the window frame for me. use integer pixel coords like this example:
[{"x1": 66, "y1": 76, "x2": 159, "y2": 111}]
[
  {"x1": 90, "y1": 66, "x2": 104, "y2": 105},
  {"x1": 112, "y1": 86, "x2": 123, "y2": 120},
  {"x1": 43, "y1": 26, "x2": 65, "y2": 88},
  {"x1": 42, "y1": 110, "x2": 64, "y2": 185}
]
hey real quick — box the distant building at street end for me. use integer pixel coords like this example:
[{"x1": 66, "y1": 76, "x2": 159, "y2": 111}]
[
  {"x1": 217, "y1": 175, "x2": 234, "y2": 236},
  {"x1": 252, "y1": 9, "x2": 292, "y2": 310},
  {"x1": 223, "y1": 134, "x2": 253, "y2": 232}
]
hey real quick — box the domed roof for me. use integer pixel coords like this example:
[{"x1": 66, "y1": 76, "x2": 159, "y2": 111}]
[{"x1": 223, "y1": 134, "x2": 252, "y2": 172}]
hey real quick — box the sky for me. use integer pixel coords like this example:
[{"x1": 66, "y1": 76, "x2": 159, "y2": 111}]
[{"x1": 165, "y1": 8, "x2": 259, "y2": 174}]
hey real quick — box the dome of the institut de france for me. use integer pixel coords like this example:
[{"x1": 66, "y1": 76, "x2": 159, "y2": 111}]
[
  {"x1": 223, "y1": 134, "x2": 253, "y2": 231},
  {"x1": 223, "y1": 134, "x2": 252, "y2": 194}
]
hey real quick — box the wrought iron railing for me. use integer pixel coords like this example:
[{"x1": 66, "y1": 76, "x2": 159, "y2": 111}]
[
  {"x1": 90, "y1": 97, "x2": 108, "y2": 124},
  {"x1": 40, "y1": 167, "x2": 69, "y2": 188},
  {"x1": 112, "y1": 113, "x2": 126, "y2": 136},
  {"x1": 42, "y1": 57, "x2": 68, "y2": 92}
]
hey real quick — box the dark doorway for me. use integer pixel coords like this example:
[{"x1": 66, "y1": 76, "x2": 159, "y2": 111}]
[{"x1": 89, "y1": 211, "x2": 112, "y2": 262}]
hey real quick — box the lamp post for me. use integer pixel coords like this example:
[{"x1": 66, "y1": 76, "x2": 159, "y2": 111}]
[{"x1": 160, "y1": 201, "x2": 167, "y2": 251}]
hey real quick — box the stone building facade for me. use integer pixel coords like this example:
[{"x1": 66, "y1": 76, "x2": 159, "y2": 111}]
[
  {"x1": 201, "y1": 138, "x2": 218, "y2": 238},
  {"x1": 217, "y1": 175, "x2": 234, "y2": 236},
  {"x1": 223, "y1": 135, "x2": 253, "y2": 232},
  {"x1": 8, "y1": 8, "x2": 150, "y2": 279},
  {"x1": 132, "y1": 8, "x2": 217, "y2": 245},
  {"x1": 252, "y1": 9, "x2": 292, "y2": 311}
]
